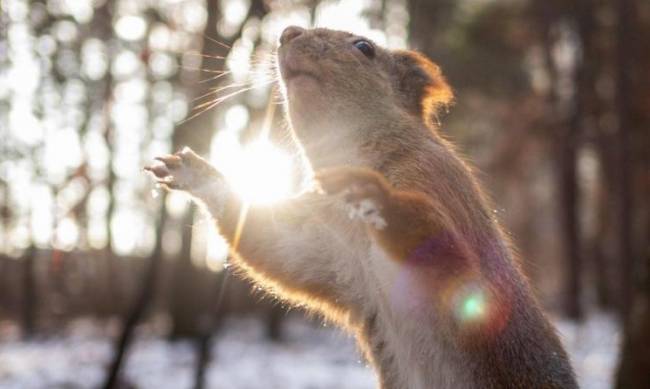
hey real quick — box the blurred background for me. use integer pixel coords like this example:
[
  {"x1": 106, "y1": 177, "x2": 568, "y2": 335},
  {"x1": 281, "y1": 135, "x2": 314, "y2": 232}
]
[{"x1": 0, "y1": 0, "x2": 648, "y2": 388}]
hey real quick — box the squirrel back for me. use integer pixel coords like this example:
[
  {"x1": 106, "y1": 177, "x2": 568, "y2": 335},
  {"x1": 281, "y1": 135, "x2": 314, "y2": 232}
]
[{"x1": 277, "y1": 26, "x2": 577, "y2": 388}]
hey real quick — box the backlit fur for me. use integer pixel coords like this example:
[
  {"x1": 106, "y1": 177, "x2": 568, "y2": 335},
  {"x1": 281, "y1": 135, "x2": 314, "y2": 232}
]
[{"x1": 147, "y1": 27, "x2": 577, "y2": 389}]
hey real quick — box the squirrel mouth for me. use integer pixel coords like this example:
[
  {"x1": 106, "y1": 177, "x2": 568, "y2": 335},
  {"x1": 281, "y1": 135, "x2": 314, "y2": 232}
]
[{"x1": 278, "y1": 50, "x2": 319, "y2": 84}]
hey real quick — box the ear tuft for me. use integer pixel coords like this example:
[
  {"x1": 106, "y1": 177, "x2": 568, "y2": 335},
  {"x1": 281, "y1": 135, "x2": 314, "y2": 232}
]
[{"x1": 393, "y1": 50, "x2": 454, "y2": 127}]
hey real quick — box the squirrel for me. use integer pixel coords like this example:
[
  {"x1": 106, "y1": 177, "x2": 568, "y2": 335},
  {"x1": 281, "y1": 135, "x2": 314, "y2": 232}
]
[{"x1": 146, "y1": 26, "x2": 577, "y2": 389}]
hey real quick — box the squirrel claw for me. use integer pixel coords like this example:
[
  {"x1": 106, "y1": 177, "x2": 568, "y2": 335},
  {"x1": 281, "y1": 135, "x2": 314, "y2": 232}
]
[
  {"x1": 154, "y1": 154, "x2": 182, "y2": 168},
  {"x1": 144, "y1": 163, "x2": 170, "y2": 179},
  {"x1": 146, "y1": 147, "x2": 222, "y2": 193}
]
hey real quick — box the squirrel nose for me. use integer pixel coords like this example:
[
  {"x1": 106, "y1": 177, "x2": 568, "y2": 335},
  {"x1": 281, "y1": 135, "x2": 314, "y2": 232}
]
[{"x1": 280, "y1": 26, "x2": 305, "y2": 45}]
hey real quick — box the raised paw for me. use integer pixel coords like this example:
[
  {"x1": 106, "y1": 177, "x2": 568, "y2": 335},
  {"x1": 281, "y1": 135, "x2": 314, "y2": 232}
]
[
  {"x1": 145, "y1": 147, "x2": 221, "y2": 191},
  {"x1": 315, "y1": 167, "x2": 392, "y2": 230}
]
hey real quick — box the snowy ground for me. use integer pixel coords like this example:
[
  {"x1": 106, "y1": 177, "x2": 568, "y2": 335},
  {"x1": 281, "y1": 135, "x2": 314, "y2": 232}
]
[
  {"x1": 0, "y1": 313, "x2": 619, "y2": 389},
  {"x1": 554, "y1": 313, "x2": 621, "y2": 389}
]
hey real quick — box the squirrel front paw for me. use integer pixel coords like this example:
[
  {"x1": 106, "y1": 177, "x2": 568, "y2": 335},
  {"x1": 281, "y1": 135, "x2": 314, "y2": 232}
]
[
  {"x1": 315, "y1": 167, "x2": 391, "y2": 230},
  {"x1": 145, "y1": 147, "x2": 221, "y2": 192}
]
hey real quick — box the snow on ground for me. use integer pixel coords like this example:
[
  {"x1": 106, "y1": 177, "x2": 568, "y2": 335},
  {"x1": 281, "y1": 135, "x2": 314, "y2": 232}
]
[
  {"x1": 0, "y1": 316, "x2": 375, "y2": 389},
  {"x1": 0, "y1": 313, "x2": 619, "y2": 389},
  {"x1": 555, "y1": 313, "x2": 621, "y2": 389}
]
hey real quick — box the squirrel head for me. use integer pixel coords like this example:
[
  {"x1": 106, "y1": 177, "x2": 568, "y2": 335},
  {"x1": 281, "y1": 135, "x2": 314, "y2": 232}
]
[{"x1": 277, "y1": 26, "x2": 454, "y2": 142}]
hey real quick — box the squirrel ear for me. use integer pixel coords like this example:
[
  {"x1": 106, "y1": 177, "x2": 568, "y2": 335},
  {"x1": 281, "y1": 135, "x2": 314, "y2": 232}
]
[{"x1": 393, "y1": 50, "x2": 454, "y2": 127}]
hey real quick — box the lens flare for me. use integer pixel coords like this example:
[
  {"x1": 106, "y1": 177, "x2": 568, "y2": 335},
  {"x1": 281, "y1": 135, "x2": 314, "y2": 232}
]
[
  {"x1": 459, "y1": 291, "x2": 487, "y2": 322},
  {"x1": 231, "y1": 141, "x2": 292, "y2": 204},
  {"x1": 449, "y1": 282, "x2": 491, "y2": 325},
  {"x1": 212, "y1": 139, "x2": 293, "y2": 205}
]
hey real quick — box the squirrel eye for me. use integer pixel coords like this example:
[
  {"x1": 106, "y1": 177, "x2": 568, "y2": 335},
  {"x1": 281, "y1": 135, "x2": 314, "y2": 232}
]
[{"x1": 353, "y1": 40, "x2": 375, "y2": 58}]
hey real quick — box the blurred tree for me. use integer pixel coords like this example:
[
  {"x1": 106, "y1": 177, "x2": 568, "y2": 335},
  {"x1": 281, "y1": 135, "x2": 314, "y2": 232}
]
[
  {"x1": 103, "y1": 194, "x2": 167, "y2": 389},
  {"x1": 96, "y1": 0, "x2": 120, "y2": 318},
  {"x1": 533, "y1": 0, "x2": 600, "y2": 320},
  {"x1": 21, "y1": 245, "x2": 37, "y2": 337},
  {"x1": 1, "y1": 0, "x2": 649, "y2": 386},
  {"x1": 168, "y1": 0, "x2": 269, "y2": 340},
  {"x1": 407, "y1": 0, "x2": 569, "y2": 298},
  {"x1": 174, "y1": 1, "x2": 270, "y2": 387},
  {"x1": 614, "y1": 0, "x2": 650, "y2": 387}
]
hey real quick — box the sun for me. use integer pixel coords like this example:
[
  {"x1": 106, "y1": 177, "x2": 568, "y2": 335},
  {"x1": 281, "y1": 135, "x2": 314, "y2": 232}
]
[
  {"x1": 227, "y1": 140, "x2": 293, "y2": 204},
  {"x1": 212, "y1": 138, "x2": 293, "y2": 205}
]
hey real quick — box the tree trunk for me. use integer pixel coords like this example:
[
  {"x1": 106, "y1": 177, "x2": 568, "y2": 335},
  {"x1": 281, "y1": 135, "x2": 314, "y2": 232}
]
[
  {"x1": 192, "y1": 270, "x2": 229, "y2": 389},
  {"x1": 266, "y1": 305, "x2": 284, "y2": 341},
  {"x1": 168, "y1": 0, "x2": 268, "y2": 339},
  {"x1": 21, "y1": 245, "x2": 37, "y2": 338},
  {"x1": 407, "y1": 0, "x2": 455, "y2": 56},
  {"x1": 561, "y1": 0, "x2": 601, "y2": 321},
  {"x1": 169, "y1": 205, "x2": 202, "y2": 338},
  {"x1": 558, "y1": 135, "x2": 582, "y2": 320},
  {"x1": 614, "y1": 0, "x2": 634, "y2": 321},
  {"x1": 95, "y1": 0, "x2": 120, "y2": 319},
  {"x1": 186, "y1": 2, "x2": 269, "y2": 386},
  {"x1": 591, "y1": 187, "x2": 614, "y2": 309},
  {"x1": 614, "y1": 0, "x2": 650, "y2": 387},
  {"x1": 616, "y1": 285, "x2": 650, "y2": 389},
  {"x1": 102, "y1": 195, "x2": 167, "y2": 389},
  {"x1": 168, "y1": 0, "x2": 226, "y2": 339},
  {"x1": 536, "y1": 0, "x2": 584, "y2": 320}
]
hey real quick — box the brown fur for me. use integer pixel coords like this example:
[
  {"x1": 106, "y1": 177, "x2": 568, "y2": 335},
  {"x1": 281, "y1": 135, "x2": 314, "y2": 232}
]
[{"x1": 147, "y1": 27, "x2": 577, "y2": 389}]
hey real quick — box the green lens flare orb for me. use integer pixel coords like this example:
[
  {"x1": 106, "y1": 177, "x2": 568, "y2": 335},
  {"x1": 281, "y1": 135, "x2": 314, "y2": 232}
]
[
  {"x1": 462, "y1": 293, "x2": 485, "y2": 319},
  {"x1": 454, "y1": 288, "x2": 487, "y2": 323}
]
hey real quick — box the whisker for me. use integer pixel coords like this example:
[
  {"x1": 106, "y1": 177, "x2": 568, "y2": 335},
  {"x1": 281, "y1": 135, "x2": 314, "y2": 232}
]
[
  {"x1": 187, "y1": 80, "x2": 276, "y2": 122},
  {"x1": 185, "y1": 52, "x2": 228, "y2": 60},
  {"x1": 181, "y1": 86, "x2": 259, "y2": 124},
  {"x1": 197, "y1": 70, "x2": 233, "y2": 84},
  {"x1": 190, "y1": 80, "x2": 255, "y2": 103},
  {"x1": 180, "y1": 66, "x2": 229, "y2": 74},
  {"x1": 209, "y1": 80, "x2": 267, "y2": 93},
  {"x1": 178, "y1": 44, "x2": 281, "y2": 125},
  {"x1": 202, "y1": 33, "x2": 232, "y2": 50},
  {"x1": 191, "y1": 71, "x2": 277, "y2": 105}
]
